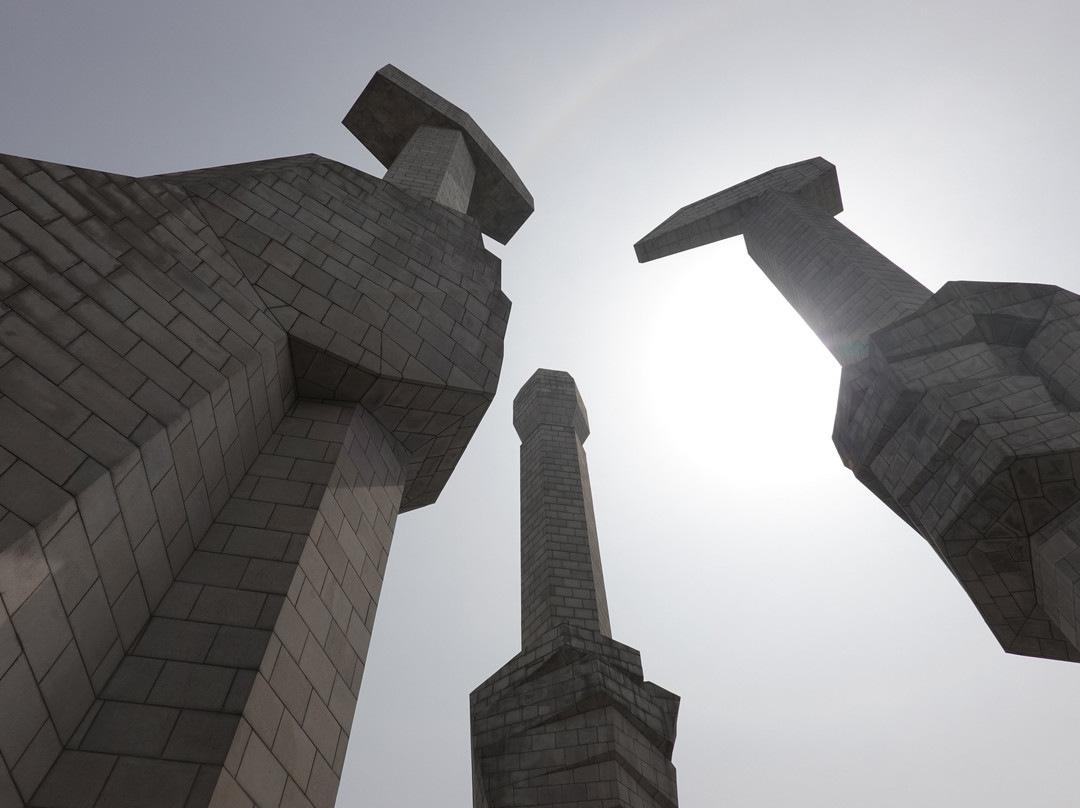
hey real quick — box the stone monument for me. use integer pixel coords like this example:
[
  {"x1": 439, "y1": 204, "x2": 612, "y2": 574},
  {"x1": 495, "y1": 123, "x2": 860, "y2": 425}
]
[
  {"x1": 470, "y1": 369, "x2": 680, "y2": 808},
  {"x1": 0, "y1": 64, "x2": 531, "y2": 807},
  {"x1": 637, "y1": 157, "x2": 1080, "y2": 663}
]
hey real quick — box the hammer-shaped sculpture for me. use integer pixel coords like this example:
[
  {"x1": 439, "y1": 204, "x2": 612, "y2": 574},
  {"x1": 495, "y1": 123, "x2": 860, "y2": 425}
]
[{"x1": 638, "y1": 159, "x2": 1080, "y2": 662}]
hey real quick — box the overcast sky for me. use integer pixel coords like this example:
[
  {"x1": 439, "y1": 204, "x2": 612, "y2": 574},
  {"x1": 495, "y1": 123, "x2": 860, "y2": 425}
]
[{"x1": 4, "y1": 1, "x2": 1080, "y2": 805}]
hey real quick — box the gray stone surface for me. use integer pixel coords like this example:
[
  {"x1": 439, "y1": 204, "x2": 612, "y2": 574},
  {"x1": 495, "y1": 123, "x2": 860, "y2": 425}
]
[
  {"x1": 0, "y1": 64, "x2": 531, "y2": 807},
  {"x1": 471, "y1": 370, "x2": 679, "y2": 808},
  {"x1": 342, "y1": 64, "x2": 533, "y2": 245},
  {"x1": 637, "y1": 159, "x2": 1080, "y2": 664}
]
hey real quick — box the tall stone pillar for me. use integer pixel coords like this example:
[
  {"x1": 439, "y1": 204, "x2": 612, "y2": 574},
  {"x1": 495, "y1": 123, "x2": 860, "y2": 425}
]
[
  {"x1": 637, "y1": 158, "x2": 1080, "y2": 663},
  {"x1": 471, "y1": 369, "x2": 679, "y2": 808},
  {"x1": 515, "y1": 369, "x2": 610, "y2": 647},
  {"x1": 0, "y1": 64, "x2": 532, "y2": 807}
]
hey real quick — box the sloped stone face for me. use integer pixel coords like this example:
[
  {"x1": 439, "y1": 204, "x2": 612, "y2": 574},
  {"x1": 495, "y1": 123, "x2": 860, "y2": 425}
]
[{"x1": 470, "y1": 625, "x2": 679, "y2": 808}]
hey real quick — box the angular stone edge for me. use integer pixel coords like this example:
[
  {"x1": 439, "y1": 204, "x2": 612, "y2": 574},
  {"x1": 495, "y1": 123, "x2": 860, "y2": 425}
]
[
  {"x1": 634, "y1": 156, "x2": 842, "y2": 262},
  {"x1": 342, "y1": 64, "x2": 534, "y2": 245}
]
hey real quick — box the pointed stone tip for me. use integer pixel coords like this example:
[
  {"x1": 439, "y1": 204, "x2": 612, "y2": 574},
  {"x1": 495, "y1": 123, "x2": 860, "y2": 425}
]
[
  {"x1": 634, "y1": 157, "x2": 843, "y2": 262},
  {"x1": 513, "y1": 369, "x2": 590, "y2": 441},
  {"x1": 342, "y1": 64, "x2": 534, "y2": 244}
]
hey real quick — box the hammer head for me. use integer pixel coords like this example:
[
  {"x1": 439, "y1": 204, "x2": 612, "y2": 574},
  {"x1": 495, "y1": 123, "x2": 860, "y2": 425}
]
[
  {"x1": 343, "y1": 64, "x2": 534, "y2": 244},
  {"x1": 634, "y1": 157, "x2": 842, "y2": 262}
]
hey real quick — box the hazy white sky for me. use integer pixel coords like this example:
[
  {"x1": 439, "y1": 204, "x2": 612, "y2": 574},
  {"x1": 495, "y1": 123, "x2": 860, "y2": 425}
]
[{"x1": 4, "y1": 1, "x2": 1080, "y2": 805}]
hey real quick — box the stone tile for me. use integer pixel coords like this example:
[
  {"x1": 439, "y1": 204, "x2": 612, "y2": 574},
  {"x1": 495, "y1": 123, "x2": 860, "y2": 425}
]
[
  {"x1": 305, "y1": 752, "x2": 338, "y2": 808},
  {"x1": 68, "y1": 581, "x2": 118, "y2": 675},
  {"x1": 147, "y1": 660, "x2": 236, "y2": 711},
  {"x1": 89, "y1": 515, "x2": 136, "y2": 605},
  {"x1": 190, "y1": 586, "x2": 266, "y2": 628},
  {"x1": 111, "y1": 577, "x2": 150, "y2": 649},
  {"x1": 224, "y1": 669, "x2": 256, "y2": 714},
  {"x1": 179, "y1": 550, "x2": 248, "y2": 588},
  {"x1": 43, "y1": 514, "x2": 97, "y2": 613},
  {"x1": 0, "y1": 602, "x2": 17, "y2": 679},
  {"x1": 280, "y1": 778, "x2": 316, "y2": 808},
  {"x1": 74, "y1": 470, "x2": 120, "y2": 542},
  {"x1": 269, "y1": 647, "x2": 311, "y2": 724},
  {"x1": 219, "y1": 499, "x2": 275, "y2": 529},
  {"x1": 327, "y1": 675, "x2": 356, "y2": 732},
  {"x1": 134, "y1": 524, "x2": 173, "y2": 609},
  {"x1": 156, "y1": 581, "x2": 202, "y2": 619},
  {"x1": 0, "y1": 461, "x2": 70, "y2": 530},
  {"x1": 28, "y1": 750, "x2": 116, "y2": 808},
  {"x1": 12, "y1": 579, "x2": 72, "y2": 679},
  {"x1": 0, "y1": 397, "x2": 86, "y2": 486},
  {"x1": 236, "y1": 732, "x2": 287, "y2": 808},
  {"x1": 0, "y1": 655, "x2": 48, "y2": 769},
  {"x1": 206, "y1": 626, "x2": 271, "y2": 669},
  {"x1": 271, "y1": 598, "x2": 309, "y2": 662},
  {"x1": 243, "y1": 673, "x2": 284, "y2": 745},
  {"x1": 295, "y1": 580, "x2": 331, "y2": 645},
  {"x1": 323, "y1": 623, "x2": 356, "y2": 683},
  {"x1": 135, "y1": 617, "x2": 217, "y2": 663},
  {"x1": 298, "y1": 639, "x2": 335, "y2": 704},
  {"x1": 184, "y1": 764, "x2": 222, "y2": 808},
  {"x1": 80, "y1": 701, "x2": 179, "y2": 756},
  {"x1": 151, "y1": 468, "x2": 187, "y2": 545},
  {"x1": 0, "y1": 511, "x2": 48, "y2": 613},
  {"x1": 301, "y1": 693, "x2": 340, "y2": 762},
  {"x1": 240, "y1": 559, "x2": 296, "y2": 594},
  {"x1": 39, "y1": 641, "x2": 94, "y2": 742},
  {"x1": 163, "y1": 710, "x2": 241, "y2": 764},
  {"x1": 224, "y1": 526, "x2": 291, "y2": 560},
  {"x1": 206, "y1": 770, "x2": 254, "y2": 808},
  {"x1": 100, "y1": 655, "x2": 164, "y2": 703},
  {"x1": 272, "y1": 711, "x2": 316, "y2": 788},
  {"x1": 12, "y1": 720, "x2": 61, "y2": 801},
  {"x1": 115, "y1": 465, "x2": 156, "y2": 546},
  {"x1": 94, "y1": 756, "x2": 199, "y2": 808}
]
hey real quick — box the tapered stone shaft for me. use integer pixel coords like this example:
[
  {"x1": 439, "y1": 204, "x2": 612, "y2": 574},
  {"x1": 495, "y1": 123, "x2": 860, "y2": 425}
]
[
  {"x1": 742, "y1": 191, "x2": 931, "y2": 365},
  {"x1": 513, "y1": 369, "x2": 610, "y2": 649}
]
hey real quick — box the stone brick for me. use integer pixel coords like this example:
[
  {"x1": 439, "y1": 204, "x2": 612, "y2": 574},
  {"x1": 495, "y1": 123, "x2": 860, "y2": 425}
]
[
  {"x1": 39, "y1": 642, "x2": 94, "y2": 742},
  {"x1": 163, "y1": 711, "x2": 241, "y2": 764},
  {"x1": 0, "y1": 655, "x2": 48, "y2": 770},
  {"x1": 93, "y1": 757, "x2": 199, "y2": 808},
  {"x1": 12, "y1": 579, "x2": 72, "y2": 679},
  {"x1": 80, "y1": 701, "x2": 179, "y2": 756},
  {"x1": 235, "y1": 732, "x2": 287, "y2": 808},
  {"x1": 31, "y1": 750, "x2": 116, "y2": 808}
]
